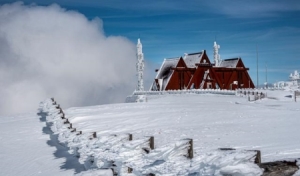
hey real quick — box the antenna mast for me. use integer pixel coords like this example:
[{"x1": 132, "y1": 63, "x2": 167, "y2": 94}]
[
  {"x1": 136, "y1": 38, "x2": 144, "y2": 91},
  {"x1": 256, "y1": 45, "x2": 259, "y2": 88},
  {"x1": 213, "y1": 40, "x2": 220, "y2": 67}
]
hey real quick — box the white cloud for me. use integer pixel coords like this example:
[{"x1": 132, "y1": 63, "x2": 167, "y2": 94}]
[{"x1": 0, "y1": 2, "x2": 137, "y2": 115}]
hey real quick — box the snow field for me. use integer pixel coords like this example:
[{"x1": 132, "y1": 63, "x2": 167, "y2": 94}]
[
  {"x1": 0, "y1": 103, "x2": 85, "y2": 175},
  {"x1": 39, "y1": 96, "x2": 264, "y2": 175},
  {"x1": 1, "y1": 89, "x2": 298, "y2": 175}
]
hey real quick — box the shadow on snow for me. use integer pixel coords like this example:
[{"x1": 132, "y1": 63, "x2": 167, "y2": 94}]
[{"x1": 38, "y1": 112, "x2": 85, "y2": 174}]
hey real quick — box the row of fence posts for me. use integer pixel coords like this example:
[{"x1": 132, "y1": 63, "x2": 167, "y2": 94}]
[
  {"x1": 50, "y1": 98, "x2": 82, "y2": 135},
  {"x1": 237, "y1": 90, "x2": 265, "y2": 101},
  {"x1": 46, "y1": 98, "x2": 298, "y2": 175},
  {"x1": 239, "y1": 89, "x2": 300, "y2": 103},
  {"x1": 47, "y1": 98, "x2": 193, "y2": 176}
]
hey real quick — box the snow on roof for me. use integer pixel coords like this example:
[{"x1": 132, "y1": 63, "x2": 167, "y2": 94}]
[
  {"x1": 183, "y1": 52, "x2": 203, "y2": 68},
  {"x1": 155, "y1": 58, "x2": 180, "y2": 90},
  {"x1": 154, "y1": 51, "x2": 203, "y2": 90},
  {"x1": 219, "y1": 58, "x2": 240, "y2": 68},
  {"x1": 155, "y1": 57, "x2": 179, "y2": 79}
]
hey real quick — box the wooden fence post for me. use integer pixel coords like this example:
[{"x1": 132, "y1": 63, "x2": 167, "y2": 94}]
[
  {"x1": 128, "y1": 133, "x2": 133, "y2": 141},
  {"x1": 111, "y1": 168, "x2": 117, "y2": 176},
  {"x1": 68, "y1": 123, "x2": 72, "y2": 129},
  {"x1": 149, "y1": 136, "x2": 154, "y2": 150},
  {"x1": 128, "y1": 167, "x2": 133, "y2": 173},
  {"x1": 64, "y1": 119, "x2": 70, "y2": 124},
  {"x1": 93, "y1": 132, "x2": 97, "y2": 138},
  {"x1": 254, "y1": 150, "x2": 261, "y2": 164},
  {"x1": 246, "y1": 150, "x2": 261, "y2": 164},
  {"x1": 187, "y1": 139, "x2": 193, "y2": 159},
  {"x1": 127, "y1": 134, "x2": 133, "y2": 173},
  {"x1": 89, "y1": 132, "x2": 97, "y2": 139},
  {"x1": 143, "y1": 136, "x2": 154, "y2": 154}
]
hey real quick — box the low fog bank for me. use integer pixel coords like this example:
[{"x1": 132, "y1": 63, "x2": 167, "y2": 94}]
[{"x1": 0, "y1": 2, "x2": 152, "y2": 115}]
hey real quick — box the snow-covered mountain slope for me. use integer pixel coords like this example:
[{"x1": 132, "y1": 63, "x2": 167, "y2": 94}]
[
  {"x1": 1, "y1": 90, "x2": 299, "y2": 175},
  {"x1": 66, "y1": 91, "x2": 300, "y2": 162},
  {"x1": 0, "y1": 112, "x2": 85, "y2": 175}
]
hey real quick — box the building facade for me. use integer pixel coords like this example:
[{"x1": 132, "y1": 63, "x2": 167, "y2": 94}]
[{"x1": 150, "y1": 43, "x2": 255, "y2": 91}]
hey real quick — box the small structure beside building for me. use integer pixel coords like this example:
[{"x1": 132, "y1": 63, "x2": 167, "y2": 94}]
[
  {"x1": 274, "y1": 70, "x2": 300, "y2": 89},
  {"x1": 289, "y1": 70, "x2": 300, "y2": 86},
  {"x1": 150, "y1": 41, "x2": 255, "y2": 91}
]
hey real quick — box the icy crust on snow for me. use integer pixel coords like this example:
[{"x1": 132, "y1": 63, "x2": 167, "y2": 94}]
[
  {"x1": 39, "y1": 98, "x2": 263, "y2": 175},
  {"x1": 75, "y1": 169, "x2": 113, "y2": 176},
  {"x1": 192, "y1": 150, "x2": 262, "y2": 176}
]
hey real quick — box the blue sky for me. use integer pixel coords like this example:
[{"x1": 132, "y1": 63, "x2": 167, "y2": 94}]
[{"x1": 2, "y1": 0, "x2": 300, "y2": 86}]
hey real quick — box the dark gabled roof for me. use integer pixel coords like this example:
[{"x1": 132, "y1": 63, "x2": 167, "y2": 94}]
[
  {"x1": 183, "y1": 51, "x2": 203, "y2": 68},
  {"x1": 187, "y1": 52, "x2": 202, "y2": 55},
  {"x1": 219, "y1": 58, "x2": 241, "y2": 68},
  {"x1": 165, "y1": 56, "x2": 180, "y2": 60},
  {"x1": 223, "y1": 58, "x2": 240, "y2": 61}
]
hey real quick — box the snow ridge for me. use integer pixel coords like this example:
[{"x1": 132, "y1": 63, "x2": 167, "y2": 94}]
[{"x1": 38, "y1": 98, "x2": 263, "y2": 176}]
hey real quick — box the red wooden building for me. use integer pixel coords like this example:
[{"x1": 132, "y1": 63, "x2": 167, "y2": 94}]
[{"x1": 150, "y1": 50, "x2": 255, "y2": 91}]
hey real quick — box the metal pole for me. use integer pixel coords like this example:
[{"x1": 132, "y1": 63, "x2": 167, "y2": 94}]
[
  {"x1": 265, "y1": 63, "x2": 268, "y2": 89},
  {"x1": 266, "y1": 64, "x2": 268, "y2": 88},
  {"x1": 256, "y1": 45, "x2": 259, "y2": 88}
]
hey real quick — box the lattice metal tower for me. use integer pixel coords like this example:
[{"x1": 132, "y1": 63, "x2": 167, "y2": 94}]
[
  {"x1": 213, "y1": 41, "x2": 221, "y2": 67},
  {"x1": 136, "y1": 38, "x2": 144, "y2": 91}
]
